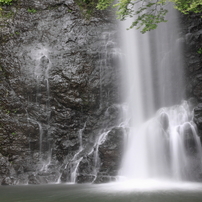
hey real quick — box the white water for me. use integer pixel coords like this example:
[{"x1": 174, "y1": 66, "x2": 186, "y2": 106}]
[{"x1": 119, "y1": 7, "x2": 202, "y2": 183}]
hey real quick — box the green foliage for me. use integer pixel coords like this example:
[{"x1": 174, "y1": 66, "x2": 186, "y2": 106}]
[
  {"x1": 6, "y1": 110, "x2": 10, "y2": 114},
  {"x1": 96, "y1": 0, "x2": 114, "y2": 10},
  {"x1": 27, "y1": 9, "x2": 37, "y2": 13},
  {"x1": 114, "y1": 0, "x2": 168, "y2": 33},
  {"x1": 75, "y1": 0, "x2": 97, "y2": 17},
  {"x1": 75, "y1": 0, "x2": 169, "y2": 33},
  {"x1": 197, "y1": 48, "x2": 202, "y2": 54},
  {"x1": 170, "y1": 0, "x2": 202, "y2": 14},
  {"x1": 76, "y1": 0, "x2": 202, "y2": 33},
  {"x1": 0, "y1": 8, "x2": 14, "y2": 19},
  {"x1": 0, "y1": 0, "x2": 12, "y2": 5}
]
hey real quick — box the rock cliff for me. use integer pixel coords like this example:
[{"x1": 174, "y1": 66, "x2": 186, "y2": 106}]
[
  {"x1": 0, "y1": 0, "x2": 122, "y2": 185},
  {"x1": 183, "y1": 13, "x2": 202, "y2": 138}
]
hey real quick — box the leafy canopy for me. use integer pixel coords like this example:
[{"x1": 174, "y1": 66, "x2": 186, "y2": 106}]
[
  {"x1": 77, "y1": 0, "x2": 202, "y2": 33},
  {"x1": 170, "y1": 0, "x2": 202, "y2": 14},
  {"x1": 0, "y1": 0, "x2": 13, "y2": 5}
]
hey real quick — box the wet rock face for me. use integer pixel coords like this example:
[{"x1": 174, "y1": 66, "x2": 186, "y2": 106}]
[
  {"x1": 183, "y1": 14, "x2": 202, "y2": 136},
  {"x1": 0, "y1": 154, "x2": 15, "y2": 185},
  {"x1": 94, "y1": 128, "x2": 124, "y2": 183},
  {"x1": 0, "y1": 0, "x2": 122, "y2": 184},
  {"x1": 76, "y1": 127, "x2": 124, "y2": 183},
  {"x1": 194, "y1": 103, "x2": 202, "y2": 140}
]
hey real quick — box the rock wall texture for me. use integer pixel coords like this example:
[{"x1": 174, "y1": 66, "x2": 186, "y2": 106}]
[
  {"x1": 0, "y1": 0, "x2": 123, "y2": 185},
  {"x1": 183, "y1": 14, "x2": 202, "y2": 138}
]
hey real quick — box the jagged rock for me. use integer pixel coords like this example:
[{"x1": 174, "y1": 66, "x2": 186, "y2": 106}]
[
  {"x1": 76, "y1": 174, "x2": 95, "y2": 183},
  {"x1": 0, "y1": 154, "x2": 16, "y2": 183},
  {"x1": 94, "y1": 128, "x2": 124, "y2": 183},
  {"x1": 1, "y1": 177, "x2": 15, "y2": 185},
  {"x1": 182, "y1": 14, "x2": 202, "y2": 138},
  {"x1": 194, "y1": 104, "x2": 202, "y2": 136},
  {"x1": 76, "y1": 154, "x2": 95, "y2": 183},
  {"x1": 159, "y1": 113, "x2": 169, "y2": 131},
  {"x1": 182, "y1": 123, "x2": 198, "y2": 155},
  {"x1": 28, "y1": 174, "x2": 40, "y2": 185}
]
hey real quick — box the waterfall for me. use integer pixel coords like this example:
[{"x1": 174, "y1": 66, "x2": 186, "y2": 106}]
[
  {"x1": 119, "y1": 6, "x2": 202, "y2": 182},
  {"x1": 30, "y1": 45, "x2": 53, "y2": 172}
]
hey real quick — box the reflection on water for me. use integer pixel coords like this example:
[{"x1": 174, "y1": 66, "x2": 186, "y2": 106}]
[{"x1": 1, "y1": 182, "x2": 202, "y2": 202}]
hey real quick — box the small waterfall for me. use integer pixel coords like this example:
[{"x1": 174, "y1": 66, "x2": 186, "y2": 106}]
[
  {"x1": 37, "y1": 122, "x2": 43, "y2": 157},
  {"x1": 69, "y1": 122, "x2": 87, "y2": 183},
  {"x1": 119, "y1": 5, "x2": 202, "y2": 182},
  {"x1": 93, "y1": 130, "x2": 111, "y2": 178},
  {"x1": 98, "y1": 32, "x2": 120, "y2": 108},
  {"x1": 30, "y1": 45, "x2": 53, "y2": 171}
]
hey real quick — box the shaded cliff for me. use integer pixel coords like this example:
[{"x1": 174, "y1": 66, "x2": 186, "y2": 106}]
[
  {"x1": 0, "y1": 0, "x2": 123, "y2": 185},
  {"x1": 183, "y1": 13, "x2": 202, "y2": 138}
]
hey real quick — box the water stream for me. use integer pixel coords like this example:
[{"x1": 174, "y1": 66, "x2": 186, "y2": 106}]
[
  {"x1": 29, "y1": 45, "x2": 53, "y2": 173},
  {"x1": 118, "y1": 5, "x2": 202, "y2": 184}
]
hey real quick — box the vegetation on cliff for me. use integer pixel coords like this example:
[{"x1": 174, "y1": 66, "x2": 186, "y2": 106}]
[
  {"x1": 77, "y1": 0, "x2": 202, "y2": 33},
  {"x1": 0, "y1": 0, "x2": 12, "y2": 5}
]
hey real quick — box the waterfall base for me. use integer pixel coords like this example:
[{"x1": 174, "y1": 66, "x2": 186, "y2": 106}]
[{"x1": 119, "y1": 101, "x2": 202, "y2": 182}]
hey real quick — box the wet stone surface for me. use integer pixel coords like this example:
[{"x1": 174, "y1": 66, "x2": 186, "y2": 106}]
[{"x1": 0, "y1": 0, "x2": 122, "y2": 184}]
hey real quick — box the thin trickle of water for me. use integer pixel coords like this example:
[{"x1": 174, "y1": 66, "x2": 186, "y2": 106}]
[
  {"x1": 93, "y1": 130, "x2": 111, "y2": 177},
  {"x1": 64, "y1": 123, "x2": 88, "y2": 183},
  {"x1": 70, "y1": 158, "x2": 83, "y2": 183},
  {"x1": 98, "y1": 32, "x2": 119, "y2": 108},
  {"x1": 37, "y1": 122, "x2": 43, "y2": 157},
  {"x1": 29, "y1": 45, "x2": 53, "y2": 171},
  {"x1": 78, "y1": 122, "x2": 86, "y2": 151}
]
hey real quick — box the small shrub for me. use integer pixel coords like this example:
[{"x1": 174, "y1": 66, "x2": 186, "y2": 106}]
[
  {"x1": 0, "y1": 0, "x2": 13, "y2": 5},
  {"x1": 197, "y1": 48, "x2": 202, "y2": 54},
  {"x1": 27, "y1": 8, "x2": 37, "y2": 13}
]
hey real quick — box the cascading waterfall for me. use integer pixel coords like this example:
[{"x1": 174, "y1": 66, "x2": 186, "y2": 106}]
[{"x1": 118, "y1": 5, "x2": 202, "y2": 182}]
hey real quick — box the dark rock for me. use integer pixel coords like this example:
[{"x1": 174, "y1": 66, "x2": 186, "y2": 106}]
[
  {"x1": 182, "y1": 122, "x2": 197, "y2": 155},
  {"x1": 194, "y1": 104, "x2": 202, "y2": 131},
  {"x1": 1, "y1": 177, "x2": 15, "y2": 185},
  {"x1": 0, "y1": 0, "x2": 120, "y2": 185},
  {"x1": 28, "y1": 174, "x2": 40, "y2": 185},
  {"x1": 94, "y1": 175, "x2": 117, "y2": 184},
  {"x1": 0, "y1": 155, "x2": 12, "y2": 176},
  {"x1": 76, "y1": 154, "x2": 95, "y2": 183},
  {"x1": 183, "y1": 14, "x2": 202, "y2": 135},
  {"x1": 76, "y1": 174, "x2": 95, "y2": 184},
  {"x1": 94, "y1": 128, "x2": 124, "y2": 183},
  {"x1": 159, "y1": 113, "x2": 169, "y2": 131}
]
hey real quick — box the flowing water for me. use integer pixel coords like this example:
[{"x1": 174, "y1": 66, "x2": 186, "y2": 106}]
[{"x1": 118, "y1": 5, "x2": 202, "y2": 183}]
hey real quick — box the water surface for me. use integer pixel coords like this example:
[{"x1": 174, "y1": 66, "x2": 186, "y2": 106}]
[{"x1": 1, "y1": 181, "x2": 202, "y2": 202}]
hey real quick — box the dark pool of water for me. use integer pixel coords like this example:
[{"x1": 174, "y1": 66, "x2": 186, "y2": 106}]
[{"x1": 1, "y1": 181, "x2": 202, "y2": 202}]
